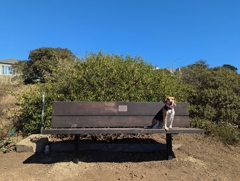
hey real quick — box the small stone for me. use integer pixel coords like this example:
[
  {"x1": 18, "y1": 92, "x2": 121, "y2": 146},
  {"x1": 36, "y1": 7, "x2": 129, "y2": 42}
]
[{"x1": 227, "y1": 145, "x2": 234, "y2": 151}]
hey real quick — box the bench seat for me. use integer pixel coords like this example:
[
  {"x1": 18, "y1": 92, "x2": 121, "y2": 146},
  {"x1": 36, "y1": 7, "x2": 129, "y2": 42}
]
[{"x1": 42, "y1": 127, "x2": 203, "y2": 134}]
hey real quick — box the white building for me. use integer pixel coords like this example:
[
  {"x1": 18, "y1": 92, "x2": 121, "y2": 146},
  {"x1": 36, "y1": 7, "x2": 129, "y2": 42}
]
[{"x1": 0, "y1": 58, "x2": 18, "y2": 75}]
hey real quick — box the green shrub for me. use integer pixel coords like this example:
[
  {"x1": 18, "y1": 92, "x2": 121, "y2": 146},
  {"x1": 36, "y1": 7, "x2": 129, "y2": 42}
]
[
  {"x1": 11, "y1": 52, "x2": 185, "y2": 135},
  {"x1": 11, "y1": 85, "x2": 51, "y2": 135},
  {"x1": 191, "y1": 118, "x2": 239, "y2": 145},
  {"x1": 189, "y1": 88, "x2": 240, "y2": 123},
  {"x1": 181, "y1": 61, "x2": 240, "y2": 127}
]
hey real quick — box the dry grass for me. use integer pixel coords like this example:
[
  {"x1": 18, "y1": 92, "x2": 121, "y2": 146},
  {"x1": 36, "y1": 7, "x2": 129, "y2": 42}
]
[
  {"x1": 0, "y1": 75, "x2": 19, "y2": 85},
  {"x1": 0, "y1": 82, "x2": 19, "y2": 139}
]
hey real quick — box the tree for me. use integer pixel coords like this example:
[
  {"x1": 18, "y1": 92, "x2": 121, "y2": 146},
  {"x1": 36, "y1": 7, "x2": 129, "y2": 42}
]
[
  {"x1": 223, "y1": 64, "x2": 238, "y2": 72},
  {"x1": 22, "y1": 47, "x2": 78, "y2": 83},
  {"x1": 180, "y1": 59, "x2": 209, "y2": 86},
  {"x1": 11, "y1": 60, "x2": 27, "y2": 75}
]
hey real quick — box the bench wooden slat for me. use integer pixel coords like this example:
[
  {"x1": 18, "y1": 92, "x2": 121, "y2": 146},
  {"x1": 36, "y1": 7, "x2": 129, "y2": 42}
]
[
  {"x1": 42, "y1": 127, "x2": 203, "y2": 134},
  {"x1": 51, "y1": 115, "x2": 190, "y2": 128},
  {"x1": 51, "y1": 102, "x2": 190, "y2": 128},
  {"x1": 52, "y1": 102, "x2": 189, "y2": 116}
]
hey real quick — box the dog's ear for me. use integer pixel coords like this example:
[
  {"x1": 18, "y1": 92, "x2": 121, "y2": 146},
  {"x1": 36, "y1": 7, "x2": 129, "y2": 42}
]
[
  {"x1": 164, "y1": 97, "x2": 168, "y2": 103},
  {"x1": 174, "y1": 98, "x2": 177, "y2": 106}
]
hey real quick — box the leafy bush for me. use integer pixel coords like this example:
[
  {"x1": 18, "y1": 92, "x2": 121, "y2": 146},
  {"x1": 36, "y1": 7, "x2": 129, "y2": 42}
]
[
  {"x1": 12, "y1": 52, "x2": 185, "y2": 135},
  {"x1": 191, "y1": 118, "x2": 239, "y2": 145},
  {"x1": 179, "y1": 61, "x2": 240, "y2": 145},
  {"x1": 11, "y1": 85, "x2": 49, "y2": 135},
  {"x1": 189, "y1": 88, "x2": 240, "y2": 123},
  {"x1": 181, "y1": 61, "x2": 240, "y2": 126}
]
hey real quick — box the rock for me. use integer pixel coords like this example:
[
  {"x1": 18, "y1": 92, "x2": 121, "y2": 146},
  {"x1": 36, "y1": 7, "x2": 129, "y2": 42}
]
[
  {"x1": 16, "y1": 134, "x2": 50, "y2": 152},
  {"x1": 227, "y1": 145, "x2": 234, "y2": 151}
]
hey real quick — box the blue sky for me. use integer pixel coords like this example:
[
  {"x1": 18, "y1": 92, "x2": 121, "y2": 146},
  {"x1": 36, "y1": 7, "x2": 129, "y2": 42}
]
[{"x1": 1, "y1": 0, "x2": 240, "y2": 72}]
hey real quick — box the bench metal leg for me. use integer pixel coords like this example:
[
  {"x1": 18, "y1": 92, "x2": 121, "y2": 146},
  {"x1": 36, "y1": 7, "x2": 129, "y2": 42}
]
[
  {"x1": 166, "y1": 133, "x2": 173, "y2": 160},
  {"x1": 73, "y1": 135, "x2": 79, "y2": 164}
]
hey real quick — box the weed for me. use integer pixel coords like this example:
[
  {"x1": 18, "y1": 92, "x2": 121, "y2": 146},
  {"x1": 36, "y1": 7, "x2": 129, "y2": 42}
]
[{"x1": 0, "y1": 137, "x2": 16, "y2": 153}]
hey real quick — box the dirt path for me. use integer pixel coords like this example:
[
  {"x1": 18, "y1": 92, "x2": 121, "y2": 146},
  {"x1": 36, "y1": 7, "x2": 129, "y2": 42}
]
[{"x1": 0, "y1": 134, "x2": 240, "y2": 181}]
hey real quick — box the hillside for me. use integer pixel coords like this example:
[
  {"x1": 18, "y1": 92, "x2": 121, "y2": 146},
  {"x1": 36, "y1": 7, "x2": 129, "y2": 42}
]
[{"x1": 0, "y1": 133, "x2": 240, "y2": 181}]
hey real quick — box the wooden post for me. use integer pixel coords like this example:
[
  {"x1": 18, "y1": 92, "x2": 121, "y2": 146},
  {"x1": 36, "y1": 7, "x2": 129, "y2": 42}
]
[
  {"x1": 73, "y1": 135, "x2": 79, "y2": 163},
  {"x1": 166, "y1": 133, "x2": 173, "y2": 160}
]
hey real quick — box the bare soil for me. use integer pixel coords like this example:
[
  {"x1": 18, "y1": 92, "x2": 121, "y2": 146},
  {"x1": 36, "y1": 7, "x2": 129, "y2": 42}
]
[{"x1": 0, "y1": 133, "x2": 240, "y2": 181}]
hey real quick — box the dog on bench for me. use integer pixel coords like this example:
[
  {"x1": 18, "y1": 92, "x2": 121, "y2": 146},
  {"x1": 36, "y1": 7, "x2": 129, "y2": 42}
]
[{"x1": 144, "y1": 96, "x2": 176, "y2": 131}]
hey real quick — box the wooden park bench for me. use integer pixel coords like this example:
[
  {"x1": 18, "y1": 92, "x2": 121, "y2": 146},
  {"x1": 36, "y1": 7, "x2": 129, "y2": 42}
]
[{"x1": 41, "y1": 102, "x2": 204, "y2": 163}]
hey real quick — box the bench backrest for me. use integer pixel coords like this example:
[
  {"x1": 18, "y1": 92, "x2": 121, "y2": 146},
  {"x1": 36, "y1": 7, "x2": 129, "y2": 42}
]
[{"x1": 50, "y1": 102, "x2": 190, "y2": 128}]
